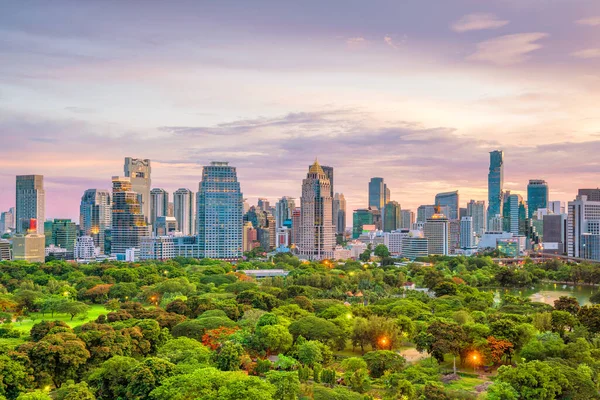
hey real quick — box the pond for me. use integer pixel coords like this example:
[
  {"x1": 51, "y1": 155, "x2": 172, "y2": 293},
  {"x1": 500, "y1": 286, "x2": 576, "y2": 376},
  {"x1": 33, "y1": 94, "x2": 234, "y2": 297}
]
[{"x1": 490, "y1": 282, "x2": 599, "y2": 306}]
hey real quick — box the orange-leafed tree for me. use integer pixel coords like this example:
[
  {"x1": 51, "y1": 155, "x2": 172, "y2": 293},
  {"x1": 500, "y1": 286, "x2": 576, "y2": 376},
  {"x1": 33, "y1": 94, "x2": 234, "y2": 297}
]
[
  {"x1": 202, "y1": 326, "x2": 240, "y2": 350},
  {"x1": 487, "y1": 336, "x2": 513, "y2": 365}
]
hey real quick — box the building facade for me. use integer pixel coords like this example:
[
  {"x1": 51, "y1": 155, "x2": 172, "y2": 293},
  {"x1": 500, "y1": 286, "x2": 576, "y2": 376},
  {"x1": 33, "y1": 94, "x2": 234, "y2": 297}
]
[
  {"x1": 80, "y1": 189, "x2": 111, "y2": 254},
  {"x1": 460, "y1": 216, "x2": 475, "y2": 249},
  {"x1": 567, "y1": 195, "x2": 600, "y2": 258},
  {"x1": 423, "y1": 211, "x2": 449, "y2": 256},
  {"x1": 353, "y1": 209, "x2": 373, "y2": 239},
  {"x1": 16, "y1": 175, "x2": 45, "y2": 234},
  {"x1": 74, "y1": 236, "x2": 97, "y2": 260},
  {"x1": 111, "y1": 176, "x2": 150, "y2": 255},
  {"x1": 173, "y1": 188, "x2": 195, "y2": 236},
  {"x1": 150, "y1": 188, "x2": 169, "y2": 228},
  {"x1": 275, "y1": 196, "x2": 296, "y2": 229},
  {"x1": 0, "y1": 208, "x2": 15, "y2": 234},
  {"x1": 196, "y1": 161, "x2": 244, "y2": 259},
  {"x1": 13, "y1": 234, "x2": 45, "y2": 262},
  {"x1": 466, "y1": 200, "x2": 487, "y2": 237},
  {"x1": 400, "y1": 210, "x2": 415, "y2": 230},
  {"x1": 527, "y1": 179, "x2": 549, "y2": 219},
  {"x1": 298, "y1": 160, "x2": 336, "y2": 260},
  {"x1": 0, "y1": 239, "x2": 11, "y2": 261},
  {"x1": 50, "y1": 219, "x2": 78, "y2": 253},
  {"x1": 487, "y1": 150, "x2": 504, "y2": 227},
  {"x1": 333, "y1": 193, "x2": 347, "y2": 235},
  {"x1": 383, "y1": 201, "x2": 401, "y2": 232},
  {"x1": 124, "y1": 158, "x2": 151, "y2": 221},
  {"x1": 368, "y1": 177, "x2": 387, "y2": 210}
]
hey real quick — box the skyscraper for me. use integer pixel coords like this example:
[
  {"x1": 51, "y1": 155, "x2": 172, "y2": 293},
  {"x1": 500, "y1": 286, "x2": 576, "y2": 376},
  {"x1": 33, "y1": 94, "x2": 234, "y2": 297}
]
[
  {"x1": 173, "y1": 188, "x2": 195, "y2": 236},
  {"x1": 196, "y1": 161, "x2": 244, "y2": 259},
  {"x1": 567, "y1": 195, "x2": 600, "y2": 258},
  {"x1": 16, "y1": 175, "x2": 45, "y2": 234},
  {"x1": 460, "y1": 216, "x2": 475, "y2": 249},
  {"x1": 401, "y1": 210, "x2": 415, "y2": 230},
  {"x1": 80, "y1": 189, "x2": 111, "y2": 254},
  {"x1": 275, "y1": 196, "x2": 296, "y2": 229},
  {"x1": 124, "y1": 158, "x2": 151, "y2": 221},
  {"x1": 527, "y1": 179, "x2": 549, "y2": 218},
  {"x1": 0, "y1": 208, "x2": 15, "y2": 234},
  {"x1": 368, "y1": 178, "x2": 386, "y2": 210},
  {"x1": 466, "y1": 200, "x2": 486, "y2": 236},
  {"x1": 298, "y1": 160, "x2": 335, "y2": 260},
  {"x1": 417, "y1": 205, "x2": 450, "y2": 223},
  {"x1": 578, "y1": 189, "x2": 600, "y2": 202},
  {"x1": 488, "y1": 150, "x2": 504, "y2": 226},
  {"x1": 505, "y1": 193, "x2": 527, "y2": 235},
  {"x1": 383, "y1": 201, "x2": 401, "y2": 232},
  {"x1": 111, "y1": 176, "x2": 149, "y2": 255},
  {"x1": 353, "y1": 209, "x2": 374, "y2": 239},
  {"x1": 423, "y1": 210, "x2": 449, "y2": 256},
  {"x1": 435, "y1": 191, "x2": 459, "y2": 220},
  {"x1": 257, "y1": 198, "x2": 270, "y2": 212},
  {"x1": 333, "y1": 193, "x2": 347, "y2": 235},
  {"x1": 150, "y1": 188, "x2": 169, "y2": 228}
]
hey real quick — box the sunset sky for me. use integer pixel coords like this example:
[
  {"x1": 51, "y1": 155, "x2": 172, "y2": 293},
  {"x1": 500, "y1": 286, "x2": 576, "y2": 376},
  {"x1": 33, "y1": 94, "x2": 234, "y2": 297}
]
[{"x1": 1, "y1": 0, "x2": 600, "y2": 222}]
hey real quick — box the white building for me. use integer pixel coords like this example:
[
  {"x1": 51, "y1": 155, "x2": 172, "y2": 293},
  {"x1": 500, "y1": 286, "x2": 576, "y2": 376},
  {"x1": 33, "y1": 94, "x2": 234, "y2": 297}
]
[
  {"x1": 384, "y1": 229, "x2": 410, "y2": 256},
  {"x1": 0, "y1": 239, "x2": 11, "y2": 261},
  {"x1": 150, "y1": 188, "x2": 169, "y2": 228},
  {"x1": 74, "y1": 236, "x2": 98, "y2": 260},
  {"x1": 348, "y1": 241, "x2": 367, "y2": 259},
  {"x1": 401, "y1": 234, "x2": 429, "y2": 260},
  {"x1": 488, "y1": 214, "x2": 503, "y2": 232},
  {"x1": 423, "y1": 212, "x2": 449, "y2": 256},
  {"x1": 567, "y1": 195, "x2": 600, "y2": 258},
  {"x1": 140, "y1": 236, "x2": 175, "y2": 260},
  {"x1": 45, "y1": 244, "x2": 68, "y2": 258},
  {"x1": 173, "y1": 188, "x2": 195, "y2": 236},
  {"x1": 125, "y1": 247, "x2": 140, "y2": 262},
  {"x1": 478, "y1": 231, "x2": 514, "y2": 250},
  {"x1": 333, "y1": 245, "x2": 352, "y2": 260},
  {"x1": 466, "y1": 200, "x2": 486, "y2": 237},
  {"x1": 124, "y1": 158, "x2": 151, "y2": 221},
  {"x1": 460, "y1": 216, "x2": 475, "y2": 249}
]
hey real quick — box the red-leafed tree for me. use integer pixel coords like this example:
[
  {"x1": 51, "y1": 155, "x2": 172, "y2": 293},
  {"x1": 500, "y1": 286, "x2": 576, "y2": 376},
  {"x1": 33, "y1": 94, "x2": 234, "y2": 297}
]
[
  {"x1": 487, "y1": 336, "x2": 513, "y2": 365},
  {"x1": 202, "y1": 326, "x2": 240, "y2": 350}
]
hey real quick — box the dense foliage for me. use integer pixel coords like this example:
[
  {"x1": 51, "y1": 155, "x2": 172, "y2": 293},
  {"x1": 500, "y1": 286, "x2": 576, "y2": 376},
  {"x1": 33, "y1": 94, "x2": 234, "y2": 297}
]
[{"x1": 0, "y1": 253, "x2": 600, "y2": 399}]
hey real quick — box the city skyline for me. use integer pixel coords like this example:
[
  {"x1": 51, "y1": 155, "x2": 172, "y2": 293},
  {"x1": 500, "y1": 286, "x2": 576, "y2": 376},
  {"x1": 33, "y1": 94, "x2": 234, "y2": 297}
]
[{"x1": 2, "y1": 1, "x2": 600, "y2": 222}]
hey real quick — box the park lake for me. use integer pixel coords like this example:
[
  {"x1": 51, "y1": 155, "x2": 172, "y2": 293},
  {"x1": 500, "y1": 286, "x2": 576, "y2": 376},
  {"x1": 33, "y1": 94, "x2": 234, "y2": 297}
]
[{"x1": 490, "y1": 282, "x2": 599, "y2": 306}]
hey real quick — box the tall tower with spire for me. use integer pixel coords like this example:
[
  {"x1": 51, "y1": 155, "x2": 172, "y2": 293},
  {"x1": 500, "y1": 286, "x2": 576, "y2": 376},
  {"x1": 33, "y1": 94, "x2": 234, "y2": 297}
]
[{"x1": 298, "y1": 159, "x2": 336, "y2": 260}]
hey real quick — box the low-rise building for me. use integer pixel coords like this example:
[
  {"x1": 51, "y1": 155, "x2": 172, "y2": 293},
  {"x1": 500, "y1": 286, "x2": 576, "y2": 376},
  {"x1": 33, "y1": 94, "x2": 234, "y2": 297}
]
[{"x1": 13, "y1": 234, "x2": 45, "y2": 262}]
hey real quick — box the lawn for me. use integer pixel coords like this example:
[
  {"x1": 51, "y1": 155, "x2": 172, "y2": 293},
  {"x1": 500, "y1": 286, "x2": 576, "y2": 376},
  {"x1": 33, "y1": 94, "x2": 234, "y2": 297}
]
[
  {"x1": 11, "y1": 304, "x2": 110, "y2": 334},
  {"x1": 445, "y1": 376, "x2": 487, "y2": 392}
]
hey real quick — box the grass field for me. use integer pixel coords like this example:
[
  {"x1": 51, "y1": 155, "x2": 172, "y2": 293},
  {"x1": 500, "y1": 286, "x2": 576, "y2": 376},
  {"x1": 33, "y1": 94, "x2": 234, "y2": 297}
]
[
  {"x1": 11, "y1": 304, "x2": 110, "y2": 334},
  {"x1": 444, "y1": 376, "x2": 487, "y2": 392}
]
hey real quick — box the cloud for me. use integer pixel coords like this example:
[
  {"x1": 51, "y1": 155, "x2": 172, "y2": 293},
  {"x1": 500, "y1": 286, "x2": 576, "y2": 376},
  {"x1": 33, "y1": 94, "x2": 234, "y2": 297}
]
[
  {"x1": 65, "y1": 107, "x2": 95, "y2": 114},
  {"x1": 346, "y1": 37, "x2": 367, "y2": 49},
  {"x1": 384, "y1": 36, "x2": 398, "y2": 49},
  {"x1": 576, "y1": 17, "x2": 600, "y2": 26},
  {"x1": 451, "y1": 13, "x2": 509, "y2": 32},
  {"x1": 571, "y1": 48, "x2": 600, "y2": 59},
  {"x1": 467, "y1": 32, "x2": 548, "y2": 65}
]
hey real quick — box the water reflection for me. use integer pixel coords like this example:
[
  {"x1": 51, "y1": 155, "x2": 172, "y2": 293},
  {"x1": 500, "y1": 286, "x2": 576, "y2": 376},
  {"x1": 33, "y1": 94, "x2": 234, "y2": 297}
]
[{"x1": 491, "y1": 283, "x2": 598, "y2": 306}]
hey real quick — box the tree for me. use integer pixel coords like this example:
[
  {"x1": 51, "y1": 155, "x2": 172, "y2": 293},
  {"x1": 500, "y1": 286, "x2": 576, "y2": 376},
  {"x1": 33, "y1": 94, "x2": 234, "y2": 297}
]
[
  {"x1": 363, "y1": 350, "x2": 406, "y2": 378},
  {"x1": 0, "y1": 354, "x2": 34, "y2": 399},
  {"x1": 266, "y1": 371, "x2": 300, "y2": 400},
  {"x1": 486, "y1": 336, "x2": 513, "y2": 365},
  {"x1": 157, "y1": 337, "x2": 212, "y2": 366},
  {"x1": 87, "y1": 356, "x2": 139, "y2": 400},
  {"x1": 288, "y1": 316, "x2": 342, "y2": 344},
  {"x1": 54, "y1": 381, "x2": 96, "y2": 400},
  {"x1": 359, "y1": 249, "x2": 371, "y2": 262},
  {"x1": 57, "y1": 301, "x2": 90, "y2": 321},
  {"x1": 433, "y1": 282, "x2": 458, "y2": 297},
  {"x1": 554, "y1": 296, "x2": 580, "y2": 315},
  {"x1": 485, "y1": 382, "x2": 519, "y2": 400},
  {"x1": 495, "y1": 360, "x2": 568, "y2": 400},
  {"x1": 16, "y1": 392, "x2": 52, "y2": 400},
  {"x1": 374, "y1": 244, "x2": 390, "y2": 258},
  {"x1": 257, "y1": 325, "x2": 293, "y2": 355},
  {"x1": 171, "y1": 317, "x2": 236, "y2": 341},
  {"x1": 414, "y1": 320, "x2": 465, "y2": 363},
  {"x1": 577, "y1": 305, "x2": 600, "y2": 333},
  {"x1": 297, "y1": 340, "x2": 323, "y2": 367},
  {"x1": 19, "y1": 332, "x2": 90, "y2": 387},
  {"x1": 550, "y1": 310, "x2": 577, "y2": 335},
  {"x1": 350, "y1": 317, "x2": 370, "y2": 354},
  {"x1": 126, "y1": 357, "x2": 176, "y2": 400},
  {"x1": 215, "y1": 342, "x2": 244, "y2": 371}
]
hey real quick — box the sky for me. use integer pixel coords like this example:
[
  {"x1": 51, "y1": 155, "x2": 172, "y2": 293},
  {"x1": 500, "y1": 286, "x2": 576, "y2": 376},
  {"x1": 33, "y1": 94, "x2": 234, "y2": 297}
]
[{"x1": 1, "y1": 0, "x2": 600, "y2": 223}]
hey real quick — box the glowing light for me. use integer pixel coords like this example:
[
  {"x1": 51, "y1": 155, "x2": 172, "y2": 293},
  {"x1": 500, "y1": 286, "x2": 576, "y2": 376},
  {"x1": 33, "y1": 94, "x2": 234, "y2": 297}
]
[{"x1": 346, "y1": 313, "x2": 352, "y2": 319}]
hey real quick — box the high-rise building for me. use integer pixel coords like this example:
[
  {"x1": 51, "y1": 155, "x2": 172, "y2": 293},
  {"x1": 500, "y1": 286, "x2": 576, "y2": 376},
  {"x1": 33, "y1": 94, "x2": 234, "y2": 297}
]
[
  {"x1": 549, "y1": 201, "x2": 564, "y2": 215},
  {"x1": 435, "y1": 191, "x2": 459, "y2": 221},
  {"x1": 423, "y1": 210, "x2": 449, "y2": 256},
  {"x1": 80, "y1": 189, "x2": 111, "y2": 254},
  {"x1": 298, "y1": 160, "x2": 335, "y2": 260},
  {"x1": 275, "y1": 197, "x2": 296, "y2": 229},
  {"x1": 466, "y1": 200, "x2": 487, "y2": 236},
  {"x1": 243, "y1": 222, "x2": 258, "y2": 252},
  {"x1": 353, "y1": 209, "x2": 374, "y2": 239},
  {"x1": 0, "y1": 208, "x2": 15, "y2": 234},
  {"x1": 460, "y1": 216, "x2": 475, "y2": 249},
  {"x1": 50, "y1": 219, "x2": 78, "y2": 253},
  {"x1": 543, "y1": 214, "x2": 566, "y2": 254},
  {"x1": 487, "y1": 150, "x2": 504, "y2": 227},
  {"x1": 124, "y1": 158, "x2": 151, "y2": 221},
  {"x1": 368, "y1": 178, "x2": 386, "y2": 211},
  {"x1": 567, "y1": 195, "x2": 600, "y2": 258},
  {"x1": 16, "y1": 175, "x2": 45, "y2": 234},
  {"x1": 257, "y1": 198, "x2": 270, "y2": 212},
  {"x1": 150, "y1": 188, "x2": 169, "y2": 228},
  {"x1": 417, "y1": 205, "x2": 450, "y2": 223},
  {"x1": 74, "y1": 236, "x2": 97, "y2": 260},
  {"x1": 196, "y1": 162, "x2": 244, "y2": 259},
  {"x1": 504, "y1": 193, "x2": 527, "y2": 235},
  {"x1": 291, "y1": 207, "x2": 301, "y2": 245},
  {"x1": 12, "y1": 234, "x2": 45, "y2": 262},
  {"x1": 173, "y1": 189, "x2": 195, "y2": 236},
  {"x1": 383, "y1": 201, "x2": 401, "y2": 232},
  {"x1": 0, "y1": 239, "x2": 11, "y2": 261},
  {"x1": 578, "y1": 189, "x2": 600, "y2": 202},
  {"x1": 155, "y1": 216, "x2": 178, "y2": 236},
  {"x1": 111, "y1": 176, "x2": 149, "y2": 255},
  {"x1": 400, "y1": 210, "x2": 415, "y2": 230},
  {"x1": 459, "y1": 208, "x2": 467, "y2": 219},
  {"x1": 489, "y1": 214, "x2": 503, "y2": 232},
  {"x1": 527, "y1": 179, "x2": 549, "y2": 219},
  {"x1": 333, "y1": 193, "x2": 347, "y2": 235},
  {"x1": 402, "y1": 234, "x2": 429, "y2": 260}
]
